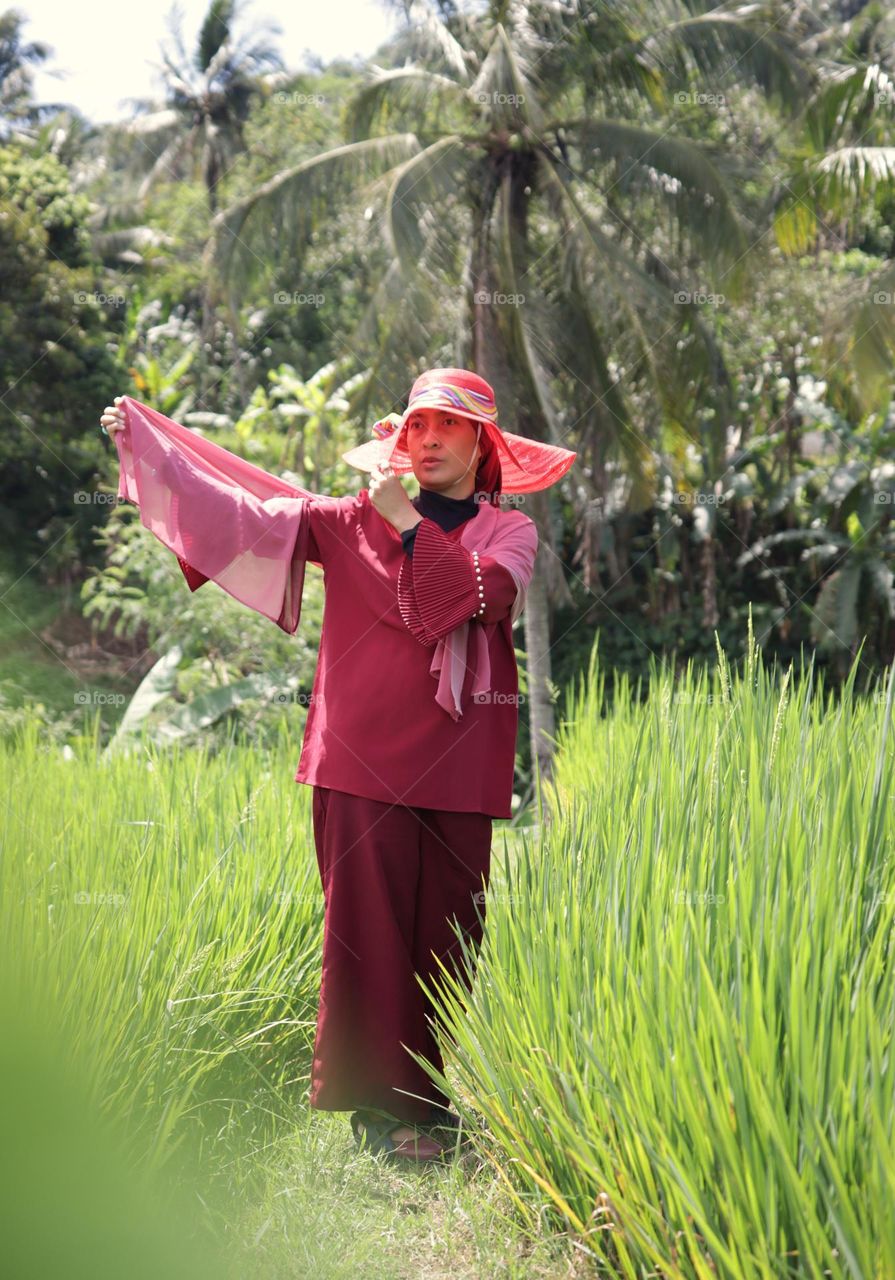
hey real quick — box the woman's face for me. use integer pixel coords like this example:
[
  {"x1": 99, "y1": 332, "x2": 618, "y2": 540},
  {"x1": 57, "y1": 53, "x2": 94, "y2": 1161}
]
[{"x1": 403, "y1": 408, "x2": 481, "y2": 496}]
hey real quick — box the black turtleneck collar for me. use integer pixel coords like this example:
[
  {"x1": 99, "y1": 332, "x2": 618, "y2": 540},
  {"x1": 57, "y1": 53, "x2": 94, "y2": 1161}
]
[{"x1": 412, "y1": 485, "x2": 480, "y2": 532}]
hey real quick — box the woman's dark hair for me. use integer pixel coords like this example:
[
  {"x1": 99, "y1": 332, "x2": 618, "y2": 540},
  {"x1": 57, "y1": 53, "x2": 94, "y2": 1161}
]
[{"x1": 474, "y1": 423, "x2": 503, "y2": 507}]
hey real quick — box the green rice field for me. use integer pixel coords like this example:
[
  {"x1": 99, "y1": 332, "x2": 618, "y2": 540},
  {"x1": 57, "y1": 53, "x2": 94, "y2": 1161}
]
[{"x1": 3, "y1": 626, "x2": 894, "y2": 1278}]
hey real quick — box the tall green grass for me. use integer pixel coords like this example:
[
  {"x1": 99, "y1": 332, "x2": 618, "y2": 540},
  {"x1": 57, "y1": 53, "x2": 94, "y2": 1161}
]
[
  {"x1": 0, "y1": 714, "x2": 323, "y2": 1181},
  {"x1": 8, "y1": 620, "x2": 895, "y2": 1276},
  {"x1": 0, "y1": 991, "x2": 236, "y2": 1280},
  {"x1": 425, "y1": 623, "x2": 895, "y2": 1278}
]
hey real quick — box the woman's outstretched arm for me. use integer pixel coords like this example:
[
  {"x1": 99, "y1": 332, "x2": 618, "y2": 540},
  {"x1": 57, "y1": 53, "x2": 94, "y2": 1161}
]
[{"x1": 104, "y1": 395, "x2": 335, "y2": 633}]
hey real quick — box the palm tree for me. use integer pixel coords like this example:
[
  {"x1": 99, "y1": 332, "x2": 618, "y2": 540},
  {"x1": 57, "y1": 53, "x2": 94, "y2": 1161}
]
[
  {"x1": 120, "y1": 0, "x2": 285, "y2": 216},
  {"x1": 773, "y1": 5, "x2": 895, "y2": 414},
  {"x1": 204, "y1": 0, "x2": 808, "y2": 786},
  {"x1": 113, "y1": 0, "x2": 285, "y2": 400},
  {"x1": 0, "y1": 7, "x2": 64, "y2": 139}
]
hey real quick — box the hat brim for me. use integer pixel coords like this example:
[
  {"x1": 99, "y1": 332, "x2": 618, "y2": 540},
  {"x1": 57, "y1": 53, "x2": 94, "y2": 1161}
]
[{"x1": 341, "y1": 417, "x2": 577, "y2": 494}]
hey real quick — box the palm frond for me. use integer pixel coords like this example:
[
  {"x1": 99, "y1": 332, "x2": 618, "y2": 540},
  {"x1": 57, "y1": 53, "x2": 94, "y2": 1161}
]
[
  {"x1": 344, "y1": 68, "x2": 471, "y2": 144},
  {"x1": 543, "y1": 0, "x2": 806, "y2": 114},
  {"x1": 495, "y1": 155, "x2": 635, "y2": 448},
  {"x1": 638, "y1": 1, "x2": 809, "y2": 112},
  {"x1": 525, "y1": 0, "x2": 668, "y2": 112},
  {"x1": 135, "y1": 131, "x2": 195, "y2": 201},
  {"x1": 380, "y1": 0, "x2": 477, "y2": 82},
  {"x1": 344, "y1": 257, "x2": 450, "y2": 425},
  {"x1": 804, "y1": 62, "x2": 895, "y2": 152},
  {"x1": 386, "y1": 135, "x2": 476, "y2": 282},
  {"x1": 817, "y1": 260, "x2": 895, "y2": 415},
  {"x1": 120, "y1": 108, "x2": 182, "y2": 137},
  {"x1": 470, "y1": 22, "x2": 546, "y2": 132},
  {"x1": 537, "y1": 147, "x2": 692, "y2": 320},
  {"x1": 537, "y1": 153, "x2": 729, "y2": 445},
  {"x1": 816, "y1": 145, "x2": 895, "y2": 196},
  {"x1": 221, "y1": 24, "x2": 285, "y2": 77},
  {"x1": 775, "y1": 146, "x2": 895, "y2": 255},
  {"x1": 563, "y1": 118, "x2": 749, "y2": 269},
  {"x1": 529, "y1": 157, "x2": 659, "y2": 487},
  {"x1": 204, "y1": 133, "x2": 423, "y2": 305},
  {"x1": 157, "y1": 49, "x2": 200, "y2": 103},
  {"x1": 196, "y1": 0, "x2": 235, "y2": 75}
]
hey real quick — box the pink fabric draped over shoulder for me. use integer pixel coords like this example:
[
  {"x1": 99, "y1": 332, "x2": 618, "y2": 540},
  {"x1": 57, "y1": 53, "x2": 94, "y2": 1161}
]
[
  {"x1": 428, "y1": 507, "x2": 538, "y2": 721},
  {"x1": 114, "y1": 395, "x2": 324, "y2": 633}
]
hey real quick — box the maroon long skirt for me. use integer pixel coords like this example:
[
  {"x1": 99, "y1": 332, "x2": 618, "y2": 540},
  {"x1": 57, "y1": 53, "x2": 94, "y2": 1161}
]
[{"x1": 307, "y1": 785, "x2": 492, "y2": 1124}]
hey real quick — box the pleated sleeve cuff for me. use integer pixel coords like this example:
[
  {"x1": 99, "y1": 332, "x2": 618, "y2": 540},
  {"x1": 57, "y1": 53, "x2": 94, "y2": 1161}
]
[{"x1": 396, "y1": 517, "x2": 520, "y2": 642}]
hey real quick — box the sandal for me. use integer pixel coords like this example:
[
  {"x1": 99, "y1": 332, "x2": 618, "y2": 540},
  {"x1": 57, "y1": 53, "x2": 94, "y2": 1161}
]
[{"x1": 350, "y1": 1109, "x2": 445, "y2": 1163}]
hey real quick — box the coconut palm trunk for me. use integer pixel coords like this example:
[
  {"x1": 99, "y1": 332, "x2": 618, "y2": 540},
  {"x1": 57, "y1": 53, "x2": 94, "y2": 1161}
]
[
  {"x1": 468, "y1": 169, "x2": 561, "y2": 789},
  {"x1": 522, "y1": 500, "x2": 558, "y2": 789}
]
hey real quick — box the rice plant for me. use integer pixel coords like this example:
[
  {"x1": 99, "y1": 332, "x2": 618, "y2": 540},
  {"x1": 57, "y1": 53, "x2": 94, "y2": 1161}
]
[
  {"x1": 8, "y1": 616, "x2": 895, "y2": 1276},
  {"x1": 423, "y1": 620, "x2": 895, "y2": 1278},
  {"x1": 0, "y1": 713, "x2": 323, "y2": 1182}
]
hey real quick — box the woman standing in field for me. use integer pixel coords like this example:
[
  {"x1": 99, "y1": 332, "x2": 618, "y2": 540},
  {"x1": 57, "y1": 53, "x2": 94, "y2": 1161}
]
[{"x1": 100, "y1": 368, "x2": 576, "y2": 1163}]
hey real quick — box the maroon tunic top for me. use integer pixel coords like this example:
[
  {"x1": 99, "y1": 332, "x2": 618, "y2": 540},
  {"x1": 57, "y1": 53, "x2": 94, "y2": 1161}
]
[{"x1": 294, "y1": 488, "x2": 524, "y2": 817}]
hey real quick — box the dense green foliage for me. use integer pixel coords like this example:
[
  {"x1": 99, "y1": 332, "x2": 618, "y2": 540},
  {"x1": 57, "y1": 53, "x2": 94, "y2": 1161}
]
[{"x1": 5, "y1": 3, "x2": 895, "y2": 738}]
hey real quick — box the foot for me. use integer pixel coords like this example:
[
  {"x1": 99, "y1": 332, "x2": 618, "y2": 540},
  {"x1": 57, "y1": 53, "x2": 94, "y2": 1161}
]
[
  {"x1": 351, "y1": 1110, "x2": 445, "y2": 1162},
  {"x1": 387, "y1": 1123, "x2": 424, "y2": 1143}
]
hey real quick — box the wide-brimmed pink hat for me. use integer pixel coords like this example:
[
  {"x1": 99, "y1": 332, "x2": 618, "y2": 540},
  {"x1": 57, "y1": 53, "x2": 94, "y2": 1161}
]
[{"x1": 341, "y1": 367, "x2": 577, "y2": 494}]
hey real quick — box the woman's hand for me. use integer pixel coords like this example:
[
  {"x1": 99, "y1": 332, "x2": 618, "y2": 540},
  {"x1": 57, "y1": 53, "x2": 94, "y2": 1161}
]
[
  {"x1": 100, "y1": 396, "x2": 126, "y2": 438},
  {"x1": 368, "y1": 460, "x2": 422, "y2": 533}
]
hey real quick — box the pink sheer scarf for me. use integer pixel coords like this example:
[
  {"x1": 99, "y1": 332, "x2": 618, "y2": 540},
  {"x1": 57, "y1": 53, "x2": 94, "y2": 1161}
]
[
  {"x1": 114, "y1": 395, "x2": 322, "y2": 632},
  {"x1": 427, "y1": 504, "x2": 538, "y2": 720}
]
